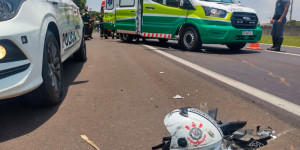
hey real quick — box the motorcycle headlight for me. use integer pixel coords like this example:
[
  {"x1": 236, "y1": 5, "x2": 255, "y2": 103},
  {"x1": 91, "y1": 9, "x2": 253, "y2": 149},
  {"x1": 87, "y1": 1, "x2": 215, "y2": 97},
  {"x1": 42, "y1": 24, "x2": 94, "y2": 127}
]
[
  {"x1": 202, "y1": 6, "x2": 227, "y2": 18},
  {"x1": 0, "y1": 0, "x2": 26, "y2": 21}
]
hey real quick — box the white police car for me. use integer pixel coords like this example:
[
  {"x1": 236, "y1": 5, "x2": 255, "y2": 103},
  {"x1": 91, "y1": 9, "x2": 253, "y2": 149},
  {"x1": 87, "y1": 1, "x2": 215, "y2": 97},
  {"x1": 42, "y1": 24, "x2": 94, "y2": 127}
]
[{"x1": 0, "y1": 0, "x2": 86, "y2": 106}]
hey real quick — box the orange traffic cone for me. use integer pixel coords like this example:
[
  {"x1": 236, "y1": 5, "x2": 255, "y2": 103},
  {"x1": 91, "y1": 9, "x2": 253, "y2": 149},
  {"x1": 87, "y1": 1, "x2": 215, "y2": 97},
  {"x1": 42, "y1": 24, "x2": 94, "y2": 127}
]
[{"x1": 247, "y1": 42, "x2": 262, "y2": 50}]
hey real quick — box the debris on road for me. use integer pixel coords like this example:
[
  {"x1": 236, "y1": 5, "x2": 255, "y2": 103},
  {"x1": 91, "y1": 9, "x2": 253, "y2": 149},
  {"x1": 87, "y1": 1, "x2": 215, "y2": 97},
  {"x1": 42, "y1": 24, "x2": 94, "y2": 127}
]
[
  {"x1": 81, "y1": 134, "x2": 100, "y2": 150},
  {"x1": 173, "y1": 95, "x2": 184, "y2": 99},
  {"x1": 187, "y1": 94, "x2": 190, "y2": 96},
  {"x1": 160, "y1": 72, "x2": 164, "y2": 74}
]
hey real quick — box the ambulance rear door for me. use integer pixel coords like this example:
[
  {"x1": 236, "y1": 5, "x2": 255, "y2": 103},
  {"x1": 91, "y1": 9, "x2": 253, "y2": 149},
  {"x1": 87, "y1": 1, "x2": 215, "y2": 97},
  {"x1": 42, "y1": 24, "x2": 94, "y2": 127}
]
[{"x1": 105, "y1": 0, "x2": 116, "y2": 30}]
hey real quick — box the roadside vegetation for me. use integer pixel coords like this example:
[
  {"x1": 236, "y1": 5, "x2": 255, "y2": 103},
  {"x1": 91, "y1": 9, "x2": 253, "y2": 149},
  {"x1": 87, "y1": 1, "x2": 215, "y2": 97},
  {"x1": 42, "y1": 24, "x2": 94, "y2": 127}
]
[
  {"x1": 286, "y1": 20, "x2": 300, "y2": 26},
  {"x1": 73, "y1": 0, "x2": 86, "y2": 10},
  {"x1": 260, "y1": 35, "x2": 300, "y2": 47}
]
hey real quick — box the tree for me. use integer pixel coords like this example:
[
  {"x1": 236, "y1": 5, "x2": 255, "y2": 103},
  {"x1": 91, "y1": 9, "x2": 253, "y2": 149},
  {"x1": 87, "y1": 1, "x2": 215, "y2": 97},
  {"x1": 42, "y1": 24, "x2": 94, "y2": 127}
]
[
  {"x1": 73, "y1": 0, "x2": 86, "y2": 10},
  {"x1": 89, "y1": 11, "x2": 101, "y2": 21}
]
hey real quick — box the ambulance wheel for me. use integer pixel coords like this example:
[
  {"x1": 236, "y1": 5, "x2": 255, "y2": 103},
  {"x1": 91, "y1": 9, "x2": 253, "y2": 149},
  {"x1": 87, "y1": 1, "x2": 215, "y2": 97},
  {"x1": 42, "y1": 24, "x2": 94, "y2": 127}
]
[
  {"x1": 121, "y1": 34, "x2": 133, "y2": 43},
  {"x1": 27, "y1": 30, "x2": 63, "y2": 106},
  {"x1": 159, "y1": 39, "x2": 168, "y2": 44},
  {"x1": 226, "y1": 42, "x2": 246, "y2": 51},
  {"x1": 179, "y1": 26, "x2": 201, "y2": 51},
  {"x1": 73, "y1": 35, "x2": 87, "y2": 62}
]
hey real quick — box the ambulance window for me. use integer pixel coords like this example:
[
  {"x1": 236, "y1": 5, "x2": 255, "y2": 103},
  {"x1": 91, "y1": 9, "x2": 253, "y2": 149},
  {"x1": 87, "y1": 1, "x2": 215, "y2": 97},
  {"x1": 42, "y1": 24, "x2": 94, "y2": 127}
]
[
  {"x1": 106, "y1": 0, "x2": 114, "y2": 10},
  {"x1": 166, "y1": 0, "x2": 180, "y2": 7},
  {"x1": 152, "y1": 0, "x2": 163, "y2": 4},
  {"x1": 223, "y1": 0, "x2": 233, "y2": 3},
  {"x1": 120, "y1": 0, "x2": 135, "y2": 7}
]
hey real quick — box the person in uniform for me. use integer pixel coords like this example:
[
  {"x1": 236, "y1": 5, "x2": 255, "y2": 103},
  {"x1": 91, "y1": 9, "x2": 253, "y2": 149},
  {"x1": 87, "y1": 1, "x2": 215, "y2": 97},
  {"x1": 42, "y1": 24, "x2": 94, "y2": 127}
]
[
  {"x1": 99, "y1": 2, "x2": 108, "y2": 39},
  {"x1": 81, "y1": 5, "x2": 91, "y2": 39},
  {"x1": 81, "y1": 5, "x2": 94, "y2": 39},
  {"x1": 267, "y1": 0, "x2": 290, "y2": 51}
]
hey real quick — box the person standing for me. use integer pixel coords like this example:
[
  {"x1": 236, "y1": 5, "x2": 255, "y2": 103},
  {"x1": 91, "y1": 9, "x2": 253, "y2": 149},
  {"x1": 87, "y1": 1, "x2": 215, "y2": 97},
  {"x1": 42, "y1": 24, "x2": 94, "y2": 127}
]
[
  {"x1": 99, "y1": 2, "x2": 108, "y2": 39},
  {"x1": 81, "y1": 5, "x2": 91, "y2": 39},
  {"x1": 96, "y1": 21, "x2": 100, "y2": 33},
  {"x1": 267, "y1": 0, "x2": 290, "y2": 51}
]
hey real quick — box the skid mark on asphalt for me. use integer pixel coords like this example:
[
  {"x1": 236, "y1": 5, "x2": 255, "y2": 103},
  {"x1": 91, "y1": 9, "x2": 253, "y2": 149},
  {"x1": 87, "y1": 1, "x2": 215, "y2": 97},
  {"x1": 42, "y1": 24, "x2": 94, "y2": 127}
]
[{"x1": 242, "y1": 61, "x2": 291, "y2": 86}]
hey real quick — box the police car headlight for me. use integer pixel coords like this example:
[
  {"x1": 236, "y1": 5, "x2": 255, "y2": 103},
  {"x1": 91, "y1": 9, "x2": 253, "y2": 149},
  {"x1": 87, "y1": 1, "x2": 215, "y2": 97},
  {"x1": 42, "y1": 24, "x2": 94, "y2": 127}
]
[
  {"x1": 202, "y1": 6, "x2": 227, "y2": 18},
  {"x1": 0, "y1": 45, "x2": 6, "y2": 60},
  {"x1": 0, "y1": 0, "x2": 26, "y2": 21}
]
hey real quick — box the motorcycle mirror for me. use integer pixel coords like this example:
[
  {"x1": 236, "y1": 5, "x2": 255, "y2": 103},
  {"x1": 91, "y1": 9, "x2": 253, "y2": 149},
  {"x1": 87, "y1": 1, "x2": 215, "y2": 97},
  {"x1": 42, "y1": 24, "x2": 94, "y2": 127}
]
[{"x1": 208, "y1": 108, "x2": 218, "y2": 120}]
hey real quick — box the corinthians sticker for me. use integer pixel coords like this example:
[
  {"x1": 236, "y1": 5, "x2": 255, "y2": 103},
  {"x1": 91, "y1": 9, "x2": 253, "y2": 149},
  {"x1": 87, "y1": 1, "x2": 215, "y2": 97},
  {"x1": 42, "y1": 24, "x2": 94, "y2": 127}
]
[{"x1": 185, "y1": 122, "x2": 206, "y2": 145}]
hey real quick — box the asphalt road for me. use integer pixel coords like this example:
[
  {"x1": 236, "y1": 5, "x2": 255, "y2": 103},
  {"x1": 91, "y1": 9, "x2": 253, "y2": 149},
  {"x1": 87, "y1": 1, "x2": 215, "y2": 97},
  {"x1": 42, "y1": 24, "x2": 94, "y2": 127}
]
[{"x1": 0, "y1": 36, "x2": 299, "y2": 149}]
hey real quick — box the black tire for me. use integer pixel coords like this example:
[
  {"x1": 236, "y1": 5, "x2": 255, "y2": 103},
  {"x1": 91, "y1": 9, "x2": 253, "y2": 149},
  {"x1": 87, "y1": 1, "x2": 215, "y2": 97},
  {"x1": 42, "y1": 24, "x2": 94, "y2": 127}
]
[
  {"x1": 159, "y1": 39, "x2": 168, "y2": 44},
  {"x1": 226, "y1": 42, "x2": 246, "y2": 51},
  {"x1": 179, "y1": 26, "x2": 202, "y2": 51},
  {"x1": 73, "y1": 35, "x2": 87, "y2": 62},
  {"x1": 120, "y1": 33, "x2": 133, "y2": 43},
  {"x1": 28, "y1": 31, "x2": 63, "y2": 106}
]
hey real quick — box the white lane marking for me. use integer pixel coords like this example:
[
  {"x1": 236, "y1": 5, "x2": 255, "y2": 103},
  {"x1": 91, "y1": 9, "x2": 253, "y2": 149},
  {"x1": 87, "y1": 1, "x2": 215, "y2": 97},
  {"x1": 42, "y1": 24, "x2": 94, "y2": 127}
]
[
  {"x1": 264, "y1": 50, "x2": 300, "y2": 57},
  {"x1": 260, "y1": 43, "x2": 300, "y2": 48},
  {"x1": 144, "y1": 45, "x2": 300, "y2": 117}
]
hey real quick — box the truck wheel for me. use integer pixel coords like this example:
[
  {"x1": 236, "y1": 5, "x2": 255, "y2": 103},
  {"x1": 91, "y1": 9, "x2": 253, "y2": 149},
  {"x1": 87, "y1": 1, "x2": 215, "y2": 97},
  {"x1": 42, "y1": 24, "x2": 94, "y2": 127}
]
[
  {"x1": 73, "y1": 35, "x2": 87, "y2": 62},
  {"x1": 179, "y1": 26, "x2": 202, "y2": 51},
  {"x1": 28, "y1": 31, "x2": 63, "y2": 106},
  {"x1": 226, "y1": 42, "x2": 246, "y2": 51},
  {"x1": 121, "y1": 33, "x2": 133, "y2": 43},
  {"x1": 159, "y1": 39, "x2": 168, "y2": 44}
]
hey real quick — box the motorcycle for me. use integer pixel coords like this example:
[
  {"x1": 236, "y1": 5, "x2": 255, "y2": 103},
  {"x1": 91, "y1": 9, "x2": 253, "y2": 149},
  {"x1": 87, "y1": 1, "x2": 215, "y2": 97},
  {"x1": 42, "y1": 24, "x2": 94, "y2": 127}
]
[{"x1": 152, "y1": 107, "x2": 275, "y2": 150}]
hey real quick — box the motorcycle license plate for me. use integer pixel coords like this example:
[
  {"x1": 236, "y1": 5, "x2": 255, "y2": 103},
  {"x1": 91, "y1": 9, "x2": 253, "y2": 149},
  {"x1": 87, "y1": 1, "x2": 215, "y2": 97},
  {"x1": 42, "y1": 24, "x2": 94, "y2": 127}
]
[{"x1": 242, "y1": 30, "x2": 253, "y2": 35}]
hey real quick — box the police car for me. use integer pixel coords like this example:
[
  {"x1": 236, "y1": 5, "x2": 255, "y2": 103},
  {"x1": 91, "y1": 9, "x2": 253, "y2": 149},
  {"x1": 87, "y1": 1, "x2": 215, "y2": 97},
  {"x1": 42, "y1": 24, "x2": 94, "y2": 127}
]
[{"x1": 0, "y1": 0, "x2": 86, "y2": 106}]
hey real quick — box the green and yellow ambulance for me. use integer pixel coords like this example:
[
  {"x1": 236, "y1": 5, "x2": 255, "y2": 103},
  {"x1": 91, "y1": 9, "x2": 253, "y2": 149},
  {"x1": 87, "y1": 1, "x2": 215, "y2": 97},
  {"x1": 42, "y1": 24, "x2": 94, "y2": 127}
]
[
  {"x1": 103, "y1": 0, "x2": 117, "y2": 35},
  {"x1": 112, "y1": 0, "x2": 262, "y2": 51}
]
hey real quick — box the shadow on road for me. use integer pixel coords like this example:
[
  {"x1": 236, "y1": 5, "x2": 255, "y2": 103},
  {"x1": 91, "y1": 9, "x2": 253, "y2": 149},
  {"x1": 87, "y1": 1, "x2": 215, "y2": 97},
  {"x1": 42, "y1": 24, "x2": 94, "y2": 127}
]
[
  {"x1": 133, "y1": 39, "x2": 261, "y2": 55},
  {"x1": 0, "y1": 58, "x2": 84, "y2": 143}
]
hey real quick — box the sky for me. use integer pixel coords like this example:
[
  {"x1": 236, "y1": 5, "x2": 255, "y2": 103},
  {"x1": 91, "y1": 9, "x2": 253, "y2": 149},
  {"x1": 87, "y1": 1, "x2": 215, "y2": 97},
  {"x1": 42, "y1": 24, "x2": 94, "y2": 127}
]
[{"x1": 86, "y1": 0, "x2": 299, "y2": 23}]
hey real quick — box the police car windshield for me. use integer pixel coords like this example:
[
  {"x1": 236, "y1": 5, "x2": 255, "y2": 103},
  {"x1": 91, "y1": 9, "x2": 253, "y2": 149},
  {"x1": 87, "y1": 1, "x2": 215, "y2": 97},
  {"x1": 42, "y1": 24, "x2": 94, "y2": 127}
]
[{"x1": 200, "y1": 0, "x2": 240, "y2": 4}]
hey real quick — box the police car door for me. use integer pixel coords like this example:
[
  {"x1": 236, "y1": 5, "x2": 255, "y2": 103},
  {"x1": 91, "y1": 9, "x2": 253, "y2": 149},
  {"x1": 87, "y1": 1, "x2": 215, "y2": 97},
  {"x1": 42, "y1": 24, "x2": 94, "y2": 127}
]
[
  {"x1": 60, "y1": 0, "x2": 77, "y2": 53},
  {"x1": 115, "y1": 0, "x2": 138, "y2": 32}
]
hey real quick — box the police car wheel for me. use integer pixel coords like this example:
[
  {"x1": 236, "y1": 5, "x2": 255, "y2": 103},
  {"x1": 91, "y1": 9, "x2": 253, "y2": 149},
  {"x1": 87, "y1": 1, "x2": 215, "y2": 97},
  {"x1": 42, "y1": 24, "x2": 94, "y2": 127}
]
[
  {"x1": 27, "y1": 30, "x2": 63, "y2": 106},
  {"x1": 73, "y1": 35, "x2": 87, "y2": 62},
  {"x1": 121, "y1": 34, "x2": 133, "y2": 43},
  {"x1": 180, "y1": 26, "x2": 201, "y2": 51},
  {"x1": 226, "y1": 42, "x2": 246, "y2": 51}
]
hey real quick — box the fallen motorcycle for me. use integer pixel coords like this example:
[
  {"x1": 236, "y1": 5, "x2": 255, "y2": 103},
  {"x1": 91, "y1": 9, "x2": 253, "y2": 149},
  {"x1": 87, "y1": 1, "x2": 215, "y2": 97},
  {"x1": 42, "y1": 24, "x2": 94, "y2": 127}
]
[{"x1": 152, "y1": 107, "x2": 275, "y2": 150}]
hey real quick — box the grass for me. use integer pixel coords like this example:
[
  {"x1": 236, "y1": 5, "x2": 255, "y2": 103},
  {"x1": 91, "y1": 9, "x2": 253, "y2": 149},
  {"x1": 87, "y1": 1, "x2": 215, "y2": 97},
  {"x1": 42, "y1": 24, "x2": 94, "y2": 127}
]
[{"x1": 260, "y1": 35, "x2": 300, "y2": 47}]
